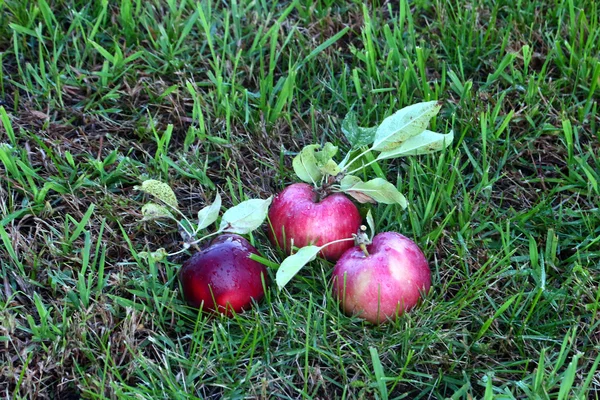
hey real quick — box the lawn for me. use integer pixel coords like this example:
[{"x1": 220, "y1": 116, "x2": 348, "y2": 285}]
[{"x1": 0, "y1": 0, "x2": 599, "y2": 398}]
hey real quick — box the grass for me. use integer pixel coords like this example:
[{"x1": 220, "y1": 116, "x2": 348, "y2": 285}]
[{"x1": 0, "y1": 0, "x2": 599, "y2": 398}]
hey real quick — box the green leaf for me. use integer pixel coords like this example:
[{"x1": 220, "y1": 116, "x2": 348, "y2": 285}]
[
  {"x1": 123, "y1": 50, "x2": 145, "y2": 64},
  {"x1": 88, "y1": 39, "x2": 116, "y2": 64},
  {"x1": 276, "y1": 245, "x2": 323, "y2": 290},
  {"x1": 339, "y1": 176, "x2": 376, "y2": 204},
  {"x1": 377, "y1": 130, "x2": 454, "y2": 160},
  {"x1": 292, "y1": 145, "x2": 322, "y2": 184},
  {"x1": 320, "y1": 159, "x2": 341, "y2": 176},
  {"x1": 369, "y1": 347, "x2": 389, "y2": 400},
  {"x1": 557, "y1": 353, "x2": 582, "y2": 400},
  {"x1": 141, "y1": 203, "x2": 174, "y2": 221},
  {"x1": 314, "y1": 142, "x2": 340, "y2": 176},
  {"x1": 219, "y1": 197, "x2": 273, "y2": 234},
  {"x1": 475, "y1": 294, "x2": 517, "y2": 341},
  {"x1": 366, "y1": 209, "x2": 375, "y2": 241},
  {"x1": 9, "y1": 23, "x2": 39, "y2": 38},
  {"x1": 138, "y1": 248, "x2": 168, "y2": 262},
  {"x1": 197, "y1": 192, "x2": 221, "y2": 230},
  {"x1": 292, "y1": 143, "x2": 341, "y2": 183},
  {"x1": 341, "y1": 111, "x2": 377, "y2": 148},
  {"x1": 340, "y1": 176, "x2": 407, "y2": 208},
  {"x1": 372, "y1": 101, "x2": 442, "y2": 151},
  {"x1": 0, "y1": 107, "x2": 16, "y2": 144},
  {"x1": 134, "y1": 180, "x2": 178, "y2": 209}
]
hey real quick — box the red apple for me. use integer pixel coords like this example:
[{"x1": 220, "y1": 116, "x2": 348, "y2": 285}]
[
  {"x1": 267, "y1": 183, "x2": 362, "y2": 261},
  {"x1": 179, "y1": 234, "x2": 267, "y2": 316},
  {"x1": 332, "y1": 232, "x2": 431, "y2": 324}
]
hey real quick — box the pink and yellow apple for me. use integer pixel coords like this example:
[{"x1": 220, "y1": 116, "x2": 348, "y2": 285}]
[
  {"x1": 332, "y1": 232, "x2": 431, "y2": 324},
  {"x1": 267, "y1": 183, "x2": 362, "y2": 261}
]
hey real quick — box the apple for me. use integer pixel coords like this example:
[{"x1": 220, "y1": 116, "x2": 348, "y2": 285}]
[
  {"x1": 267, "y1": 183, "x2": 362, "y2": 261},
  {"x1": 331, "y1": 232, "x2": 431, "y2": 324},
  {"x1": 179, "y1": 234, "x2": 268, "y2": 316}
]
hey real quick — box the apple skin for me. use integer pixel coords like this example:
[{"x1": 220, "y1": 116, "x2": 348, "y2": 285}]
[
  {"x1": 331, "y1": 232, "x2": 431, "y2": 324},
  {"x1": 267, "y1": 183, "x2": 362, "y2": 261},
  {"x1": 179, "y1": 234, "x2": 267, "y2": 316}
]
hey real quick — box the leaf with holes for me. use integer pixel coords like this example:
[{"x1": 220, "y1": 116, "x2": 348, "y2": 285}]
[
  {"x1": 138, "y1": 248, "x2": 169, "y2": 262},
  {"x1": 135, "y1": 179, "x2": 178, "y2": 209},
  {"x1": 141, "y1": 203, "x2": 174, "y2": 221},
  {"x1": 341, "y1": 110, "x2": 377, "y2": 148},
  {"x1": 292, "y1": 145, "x2": 322, "y2": 184},
  {"x1": 314, "y1": 142, "x2": 340, "y2": 176}
]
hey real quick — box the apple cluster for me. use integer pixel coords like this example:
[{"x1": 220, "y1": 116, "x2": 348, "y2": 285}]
[
  {"x1": 267, "y1": 184, "x2": 431, "y2": 324},
  {"x1": 136, "y1": 101, "x2": 452, "y2": 325}
]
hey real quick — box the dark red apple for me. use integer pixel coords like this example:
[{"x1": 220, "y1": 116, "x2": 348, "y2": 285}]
[
  {"x1": 179, "y1": 234, "x2": 267, "y2": 316},
  {"x1": 267, "y1": 183, "x2": 362, "y2": 261},
  {"x1": 332, "y1": 232, "x2": 431, "y2": 324}
]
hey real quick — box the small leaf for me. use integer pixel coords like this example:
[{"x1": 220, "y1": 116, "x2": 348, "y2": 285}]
[
  {"x1": 293, "y1": 143, "x2": 342, "y2": 182},
  {"x1": 134, "y1": 179, "x2": 178, "y2": 209},
  {"x1": 315, "y1": 142, "x2": 338, "y2": 163},
  {"x1": 219, "y1": 197, "x2": 273, "y2": 234},
  {"x1": 138, "y1": 248, "x2": 168, "y2": 262},
  {"x1": 276, "y1": 245, "x2": 323, "y2": 290},
  {"x1": 141, "y1": 203, "x2": 174, "y2": 221},
  {"x1": 372, "y1": 101, "x2": 442, "y2": 151},
  {"x1": 292, "y1": 145, "x2": 322, "y2": 183},
  {"x1": 340, "y1": 176, "x2": 407, "y2": 208},
  {"x1": 366, "y1": 209, "x2": 375, "y2": 241},
  {"x1": 341, "y1": 111, "x2": 377, "y2": 148},
  {"x1": 197, "y1": 192, "x2": 221, "y2": 230},
  {"x1": 314, "y1": 142, "x2": 340, "y2": 176},
  {"x1": 376, "y1": 130, "x2": 454, "y2": 160},
  {"x1": 320, "y1": 159, "x2": 340, "y2": 176}
]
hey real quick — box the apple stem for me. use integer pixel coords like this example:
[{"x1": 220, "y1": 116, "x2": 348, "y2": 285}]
[
  {"x1": 314, "y1": 175, "x2": 336, "y2": 202},
  {"x1": 345, "y1": 157, "x2": 380, "y2": 176},
  {"x1": 340, "y1": 147, "x2": 375, "y2": 173},
  {"x1": 188, "y1": 228, "x2": 224, "y2": 246},
  {"x1": 167, "y1": 248, "x2": 187, "y2": 257},
  {"x1": 359, "y1": 243, "x2": 370, "y2": 257},
  {"x1": 354, "y1": 225, "x2": 371, "y2": 257},
  {"x1": 320, "y1": 237, "x2": 355, "y2": 248}
]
